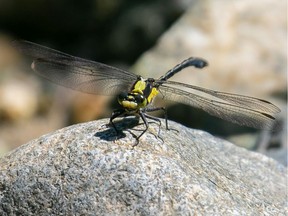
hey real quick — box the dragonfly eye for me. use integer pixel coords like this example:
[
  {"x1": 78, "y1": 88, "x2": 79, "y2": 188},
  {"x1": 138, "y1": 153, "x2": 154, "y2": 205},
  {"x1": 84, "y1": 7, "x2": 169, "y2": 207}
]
[
  {"x1": 118, "y1": 92, "x2": 128, "y2": 101},
  {"x1": 134, "y1": 94, "x2": 145, "y2": 103}
]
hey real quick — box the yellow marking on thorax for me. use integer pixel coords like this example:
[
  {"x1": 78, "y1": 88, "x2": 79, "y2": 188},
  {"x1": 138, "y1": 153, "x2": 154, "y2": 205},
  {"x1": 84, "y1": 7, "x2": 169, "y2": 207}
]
[
  {"x1": 132, "y1": 79, "x2": 146, "y2": 94},
  {"x1": 147, "y1": 87, "x2": 159, "y2": 103}
]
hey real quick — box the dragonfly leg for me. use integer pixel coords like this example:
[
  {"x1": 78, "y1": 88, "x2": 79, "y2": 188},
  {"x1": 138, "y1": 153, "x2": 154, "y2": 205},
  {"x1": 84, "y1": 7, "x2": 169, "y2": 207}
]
[
  {"x1": 144, "y1": 107, "x2": 179, "y2": 134},
  {"x1": 133, "y1": 111, "x2": 150, "y2": 147},
  {"x1": 143, "y1": 113, "x2": 163, "y2": 138},
  {"x1": 144, "y1": 107, "x2": 168, "y2": 130},
  {"x1": 110, "y1": 109, "x2": 126, "y2": 135}
]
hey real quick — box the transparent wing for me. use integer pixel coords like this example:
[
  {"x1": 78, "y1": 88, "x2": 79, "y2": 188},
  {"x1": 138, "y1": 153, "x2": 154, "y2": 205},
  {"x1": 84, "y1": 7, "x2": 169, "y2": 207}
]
[
  {"x1": 158, "y1": 81, "x2": 280, "y2": 129},
  {"x1": 13, "y1": 40, "x2": 138, "y2": 95}
]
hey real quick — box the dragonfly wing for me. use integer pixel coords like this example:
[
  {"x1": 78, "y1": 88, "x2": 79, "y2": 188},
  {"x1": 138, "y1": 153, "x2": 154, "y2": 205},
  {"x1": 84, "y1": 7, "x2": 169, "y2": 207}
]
[
  {"x1": 164, "y1": 81, "x2": 280, "y2": 114},
  {"x1": 158, "y1": 82, "x2": 279, "y2": 130},
  {"x1": 13, "y1": 40, "x2": 137, "y2": 95}
]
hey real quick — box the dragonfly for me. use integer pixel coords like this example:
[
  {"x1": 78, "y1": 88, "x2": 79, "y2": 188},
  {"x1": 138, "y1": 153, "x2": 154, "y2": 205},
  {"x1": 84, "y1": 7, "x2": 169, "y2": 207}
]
[{"x1": 13, "y1": 40, "x2": 281, "y2": 146}]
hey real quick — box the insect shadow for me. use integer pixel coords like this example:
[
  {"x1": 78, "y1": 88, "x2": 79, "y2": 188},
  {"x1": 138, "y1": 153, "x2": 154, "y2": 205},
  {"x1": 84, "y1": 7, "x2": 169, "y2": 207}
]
[{"x1": 94, "y1": 117, "x2": 145, "y2": 142}]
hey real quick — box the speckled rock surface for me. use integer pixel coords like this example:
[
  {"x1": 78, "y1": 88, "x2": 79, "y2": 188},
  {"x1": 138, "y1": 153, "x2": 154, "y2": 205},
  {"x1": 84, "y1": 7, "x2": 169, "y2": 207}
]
[{"x1": 0, "y1": 118, "x2": 287, "y2": 215}]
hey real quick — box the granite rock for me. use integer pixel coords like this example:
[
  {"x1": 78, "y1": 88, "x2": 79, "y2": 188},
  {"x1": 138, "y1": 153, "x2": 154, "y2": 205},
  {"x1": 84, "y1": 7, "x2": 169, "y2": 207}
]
[{"x1": 0, "y1": 118, "x2": 286, "y2": 215}]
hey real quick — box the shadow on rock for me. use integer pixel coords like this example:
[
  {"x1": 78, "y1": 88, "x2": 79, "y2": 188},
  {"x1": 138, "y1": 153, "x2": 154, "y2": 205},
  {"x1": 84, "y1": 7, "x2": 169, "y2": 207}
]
[{"x1": 94, "y1": 117, "x2": 141, "y2": 141}]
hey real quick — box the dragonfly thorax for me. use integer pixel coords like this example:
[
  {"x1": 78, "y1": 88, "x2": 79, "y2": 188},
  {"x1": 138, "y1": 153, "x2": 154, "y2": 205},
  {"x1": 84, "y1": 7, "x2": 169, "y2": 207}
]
[{"x1": 118, "y1": 76, "x2": 159, "y2": 111}]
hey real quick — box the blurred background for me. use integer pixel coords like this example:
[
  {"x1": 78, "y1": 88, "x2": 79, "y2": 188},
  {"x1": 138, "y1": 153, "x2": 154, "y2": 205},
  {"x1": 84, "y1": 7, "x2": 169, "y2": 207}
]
[{"x1": 0, "y1": 0, "x2": 287, "y2": 164}]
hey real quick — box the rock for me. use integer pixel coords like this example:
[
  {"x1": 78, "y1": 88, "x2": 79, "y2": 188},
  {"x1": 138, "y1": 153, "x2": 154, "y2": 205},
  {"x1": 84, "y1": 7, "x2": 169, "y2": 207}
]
[{"x1": 0, "y1": 118, "x2": 286, "y2": 215}]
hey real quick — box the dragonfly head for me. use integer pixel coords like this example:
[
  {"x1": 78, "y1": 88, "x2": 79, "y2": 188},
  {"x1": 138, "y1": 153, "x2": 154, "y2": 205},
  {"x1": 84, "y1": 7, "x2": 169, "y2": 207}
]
[{"x1": 118, "y1": 92, "x2": 147, "y2": 111}]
